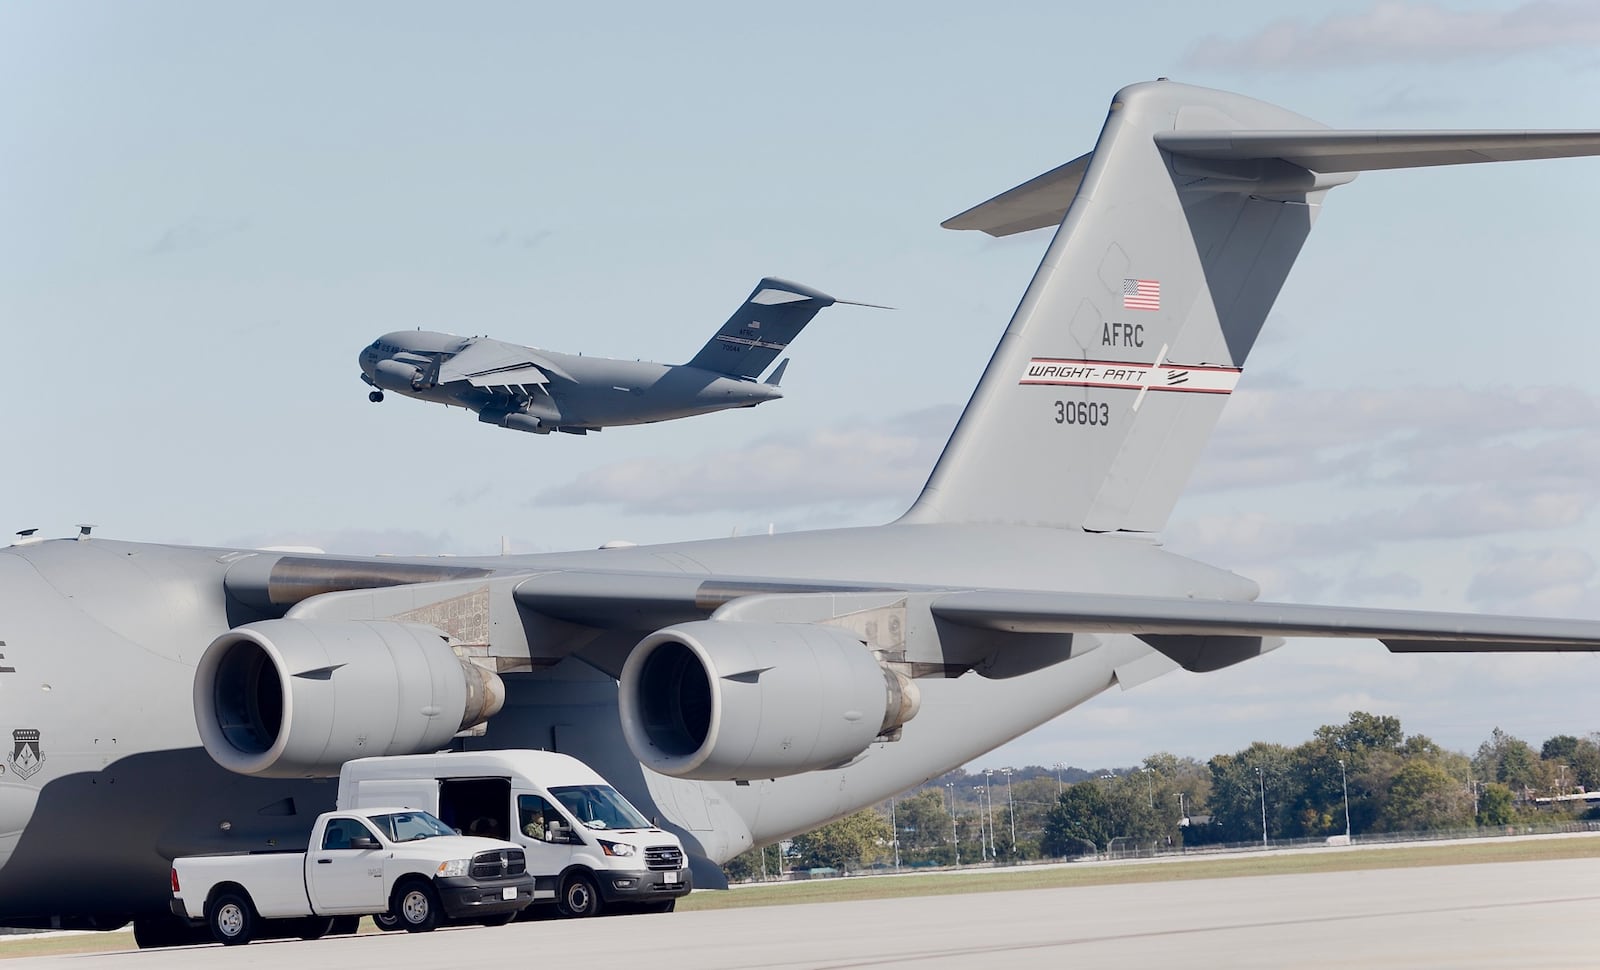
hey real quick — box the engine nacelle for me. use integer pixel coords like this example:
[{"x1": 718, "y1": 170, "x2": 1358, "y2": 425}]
[
  {"x1": 478, "y1": 408, "x2": 548, "y2": 434},
  {"x1": 193, "y1": 619, "x2": 505, "y2": 778},
  {"x1": 618, "y1": 621, "x2": 920, "y2": 781},
  {"x1": 371, "y1": 359, "x2": 423, "y2": 393}
]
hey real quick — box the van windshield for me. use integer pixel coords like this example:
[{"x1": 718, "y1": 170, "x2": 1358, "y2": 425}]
[
  {"x1": 368, "y1": 810, "x2": 457, "y2": 842},
  {"x1": 549, "y1": 785, "x2": 650, "y2": 831}
]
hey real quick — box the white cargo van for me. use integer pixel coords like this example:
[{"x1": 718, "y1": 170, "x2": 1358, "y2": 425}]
[{"x1": 337, "y1": 750, "x2": 690, "y2": 917}]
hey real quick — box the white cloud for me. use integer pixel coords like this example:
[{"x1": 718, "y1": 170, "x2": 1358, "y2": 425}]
[{"x1": 1183, "y1": 1, "x2": 1600, "y2": 71}]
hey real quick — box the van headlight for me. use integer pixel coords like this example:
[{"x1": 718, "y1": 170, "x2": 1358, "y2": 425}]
[
  {"x1": 437, "y1": 858, "x2": 470, "y2": 878},
  {"x1": 597, "y1": 839, "x2": 636, "y2": 857}
]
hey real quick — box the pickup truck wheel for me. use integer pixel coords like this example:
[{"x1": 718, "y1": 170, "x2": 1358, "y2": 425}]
[
  {"x1": 393, "y1": 879, "x2": 440, "y2": 933},
  {"x1": 372, "y1": 911, "x2": 404, "y2": 932},
  {"x1": 330, "y1": 915, "x2": 361, "y2": 936},
  {"x1": 208, "y1": 891, "x2": 256, "y2": 946},
  {"x1": 557, "y1": 872, "x2": 602, "y2": 918}
]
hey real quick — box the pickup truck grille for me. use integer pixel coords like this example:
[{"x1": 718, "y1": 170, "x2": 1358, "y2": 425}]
[
  {"x1": 644, "y1": 845, "x2": 683, "y2": 871},
  {"x1": 470, "y1": 848, "x2": 527, "y2": 879}
]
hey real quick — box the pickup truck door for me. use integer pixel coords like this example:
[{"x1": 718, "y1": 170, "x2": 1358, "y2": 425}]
[{"x1": 306, "y1": 817, "x2": 389, "y2": 914}]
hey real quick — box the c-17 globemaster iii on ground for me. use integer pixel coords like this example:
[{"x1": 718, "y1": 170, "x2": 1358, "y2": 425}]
[
  {"x1": 6, "y1": 80, "x2": 1600, "y2": 947},
  {"x1": 359, "y1": 277, "x2": 840, "y2": 435}
]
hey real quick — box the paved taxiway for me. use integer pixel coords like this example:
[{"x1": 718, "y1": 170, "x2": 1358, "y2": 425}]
[{"x1": 8, "y1": 857, "x2": 1599, "y2": 968}]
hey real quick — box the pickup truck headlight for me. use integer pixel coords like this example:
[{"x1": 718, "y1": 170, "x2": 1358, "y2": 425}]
[
  {"x1": 436, "y1": 858, "x2": 470, "y2": 878},
  {"x1": 597, "y1": 839, "x2": 636, "y2": 858}
]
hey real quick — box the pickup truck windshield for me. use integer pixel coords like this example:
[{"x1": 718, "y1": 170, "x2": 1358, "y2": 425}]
[
  {"x1": 368, "y1": 810, "x2": 456, "y2": 842},
  {"x1": 550, "y1": 785, "x2": 650, "y2": 831}
]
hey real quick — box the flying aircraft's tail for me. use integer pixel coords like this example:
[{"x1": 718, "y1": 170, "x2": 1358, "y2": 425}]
[
  {"x1": 685, "y1": 278, "x2": 836, "y2": 380},
  {"x1": 902, "y1": 79, "x2": 1600, "y2": 533}
]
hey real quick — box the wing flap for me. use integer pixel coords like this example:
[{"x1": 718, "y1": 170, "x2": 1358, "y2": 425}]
[{"x1": 930, "y1": 590, "x2": 1600, "y2": 652}]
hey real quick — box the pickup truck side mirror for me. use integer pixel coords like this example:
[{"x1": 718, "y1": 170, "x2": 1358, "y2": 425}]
[{"x1": 348, "y1": 835, "x2": 379, "y2": 850}]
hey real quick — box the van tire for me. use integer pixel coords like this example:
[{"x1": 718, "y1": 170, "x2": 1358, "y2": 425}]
[{"x1": 557, "y1": 872, "x2": 602, "y2": 918}]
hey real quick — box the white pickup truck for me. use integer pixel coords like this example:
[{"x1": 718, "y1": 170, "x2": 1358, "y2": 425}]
[{"x1": 170, "y1": 807, "x2": 536, "y2": 945}]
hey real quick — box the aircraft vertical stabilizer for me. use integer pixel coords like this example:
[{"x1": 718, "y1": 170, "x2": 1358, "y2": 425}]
[
  {"x1": 901, "y1": 80, "x2": 1600, "y2": 533},
  {"x1": 685, "y1": 278, "x2": 835, "y2": 380}
]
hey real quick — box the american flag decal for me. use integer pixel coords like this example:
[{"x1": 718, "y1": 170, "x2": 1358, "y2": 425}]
[{"x1": 1123, "y1": 278, "x2": 1160, "y2": 311}]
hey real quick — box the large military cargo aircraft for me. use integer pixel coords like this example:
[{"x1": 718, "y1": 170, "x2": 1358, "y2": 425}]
[
  {"x1": 359, "y1": 277, "x2": 838, "y2": 435},
  {"x1": 6, "y1": 80, "x2": 1600, "y2": 947}
]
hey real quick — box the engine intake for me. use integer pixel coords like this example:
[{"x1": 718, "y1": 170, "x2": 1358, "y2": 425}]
[
  {"x1": 618, "y1": 621, "x2": 920, "y2": 781},
  {"x1": 194, "y1": 619, "x2": 504, "y2": 778}
]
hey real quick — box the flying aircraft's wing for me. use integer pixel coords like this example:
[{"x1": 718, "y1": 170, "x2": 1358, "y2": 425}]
[{"x1": 435, "y1": 336, "x2": 573, "y2": 392}]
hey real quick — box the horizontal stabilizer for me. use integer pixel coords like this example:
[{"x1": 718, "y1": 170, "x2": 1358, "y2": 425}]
[
  {"x1": 940, "y1": 153, "x2": 1092, "y2": 238},
  {"x1": 930, "y1": 590, "x2": 1600, "y2": 654},
  {"x1": 1155, "y1": 129, "x2": 1600, "y2": 173}
]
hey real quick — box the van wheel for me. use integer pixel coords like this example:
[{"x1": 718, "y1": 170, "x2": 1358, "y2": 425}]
[
  {"x1": 393, "y1": 878, "x2": 441, "y2": 933},
  {"x1": 558, "y1": 872, "x2": 602, "y2": 918},
  {"x1": 208, "y1": 890, "x2": 256, "y2": 946}
]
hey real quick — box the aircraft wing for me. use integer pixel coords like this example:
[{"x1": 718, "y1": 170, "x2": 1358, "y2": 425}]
[
  {"x1": 436, "y1": 337, "x2": 573, "y2": 386},
  {"x1": 929, "y1": 590, "x2": 1600, "y2": 654}
]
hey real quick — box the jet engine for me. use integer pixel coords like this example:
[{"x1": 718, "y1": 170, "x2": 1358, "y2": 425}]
[
  {"x1": 193, "y1": 619, "x2": 505, "y2": 778},
  {"x1": 371, "y1": 359, "x2": 424, "y2": 393},
  {"x1": 618, "y1": 621, "x2": 920, "y2": 781}
]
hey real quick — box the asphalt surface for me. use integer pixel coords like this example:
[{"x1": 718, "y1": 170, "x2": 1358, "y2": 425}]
[{"x1": 6, "y1": 856, "x2": 1599, "y2": 968}]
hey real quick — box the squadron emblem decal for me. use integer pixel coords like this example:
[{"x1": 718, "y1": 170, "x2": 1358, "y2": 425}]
[{"x1": 8, "y1": 729, "x2": 43, "y2": 780}]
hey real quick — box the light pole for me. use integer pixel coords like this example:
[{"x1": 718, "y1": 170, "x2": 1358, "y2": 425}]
[
  {"x1": 945, "y1": 782, "x2": 960, "y2": 867},
  {"x1": 1338, "y1": 758, "x2": 1351, "y2": 840},
  {"x1": 890, "y1": 795, "x2": 901, "y2": 870},
  {"x1": 1003, "y1": 767, "x2": 1017, "y2": 850},
  {"x1": 1176, "y1": 791, "x2": 1187, "y2": 823},
  {"x1": 1141, "y1": 767, "x2": 1155, "y2": 808},
  {"x1": 973, "y1": 786, "x2": 988, "y2": 860},
  {"x1": 984, "y1": 771, "x2": 997, "y2": 855},
  {"x1": 1255, "y1": 766, "x2": 1268, "y2": 849},
  {"x1": 1054, "y1": 762, "x2": 1065, "y2": 798},
  {"x1": 1558, "y1": 764, "x2": 1568, "y2": 803}
]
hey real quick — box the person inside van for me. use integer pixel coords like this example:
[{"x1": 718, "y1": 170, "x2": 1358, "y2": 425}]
[{"x1": 518, "y1": 793, "x2": 558, "y2": 841}]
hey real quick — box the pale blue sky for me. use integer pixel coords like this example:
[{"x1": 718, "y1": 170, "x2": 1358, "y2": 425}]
[{"x1": 5, "y1": 1, "x2": 1600, "y2": 769}]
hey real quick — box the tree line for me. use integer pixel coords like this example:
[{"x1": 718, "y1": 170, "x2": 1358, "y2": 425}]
[{"x1": 723, "y1": 712, "x2": 1600, "y2": 877}]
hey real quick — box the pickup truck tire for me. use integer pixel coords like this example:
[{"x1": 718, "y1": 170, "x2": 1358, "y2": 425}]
[
  {"x1": 207, "y1": 890, "x2": 256, "y2": 946},
  {"x1": 392, "y1": 878, "x2": 441, "y2": 933},
  {"x1": 373, "y1": 911, "x2": 404, "y2": 932},
  {"x1": 557, "y1": 872, "x2": 602, "y2": 918}
]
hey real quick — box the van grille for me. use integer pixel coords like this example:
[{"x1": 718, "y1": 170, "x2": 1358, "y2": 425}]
[
  {"x1": 470, "y1": 848, "x2": 527, "y2": 879},
  {"x1": 645, "y1": 845, "x2": 683, "y2": 871}
]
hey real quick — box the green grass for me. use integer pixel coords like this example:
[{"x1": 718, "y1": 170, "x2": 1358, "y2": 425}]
[{"x1": 5, "y1": 837, "x2": 1598, "y2": 958}]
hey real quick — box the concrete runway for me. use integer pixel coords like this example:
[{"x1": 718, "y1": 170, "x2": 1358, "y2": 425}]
[{"x1": 8, "y1": 857, "x2": 1600, "y2": 969}]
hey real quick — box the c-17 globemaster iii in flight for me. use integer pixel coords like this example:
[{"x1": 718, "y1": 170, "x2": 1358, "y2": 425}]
[
  {"x1": 7, "y1": 80, "x2": 1600, "y2": 947},
  {"x1": 359, "y1": 277, "x2": 839, "y2": 435}
]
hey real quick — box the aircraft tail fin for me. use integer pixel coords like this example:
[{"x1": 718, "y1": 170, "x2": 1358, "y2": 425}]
[
  {"x1": 685, "y1": 278, "x2": 835, "y2": 379},
  {"x1": 902, "y1": 80, "x2": 1600, "y2": 533}
]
